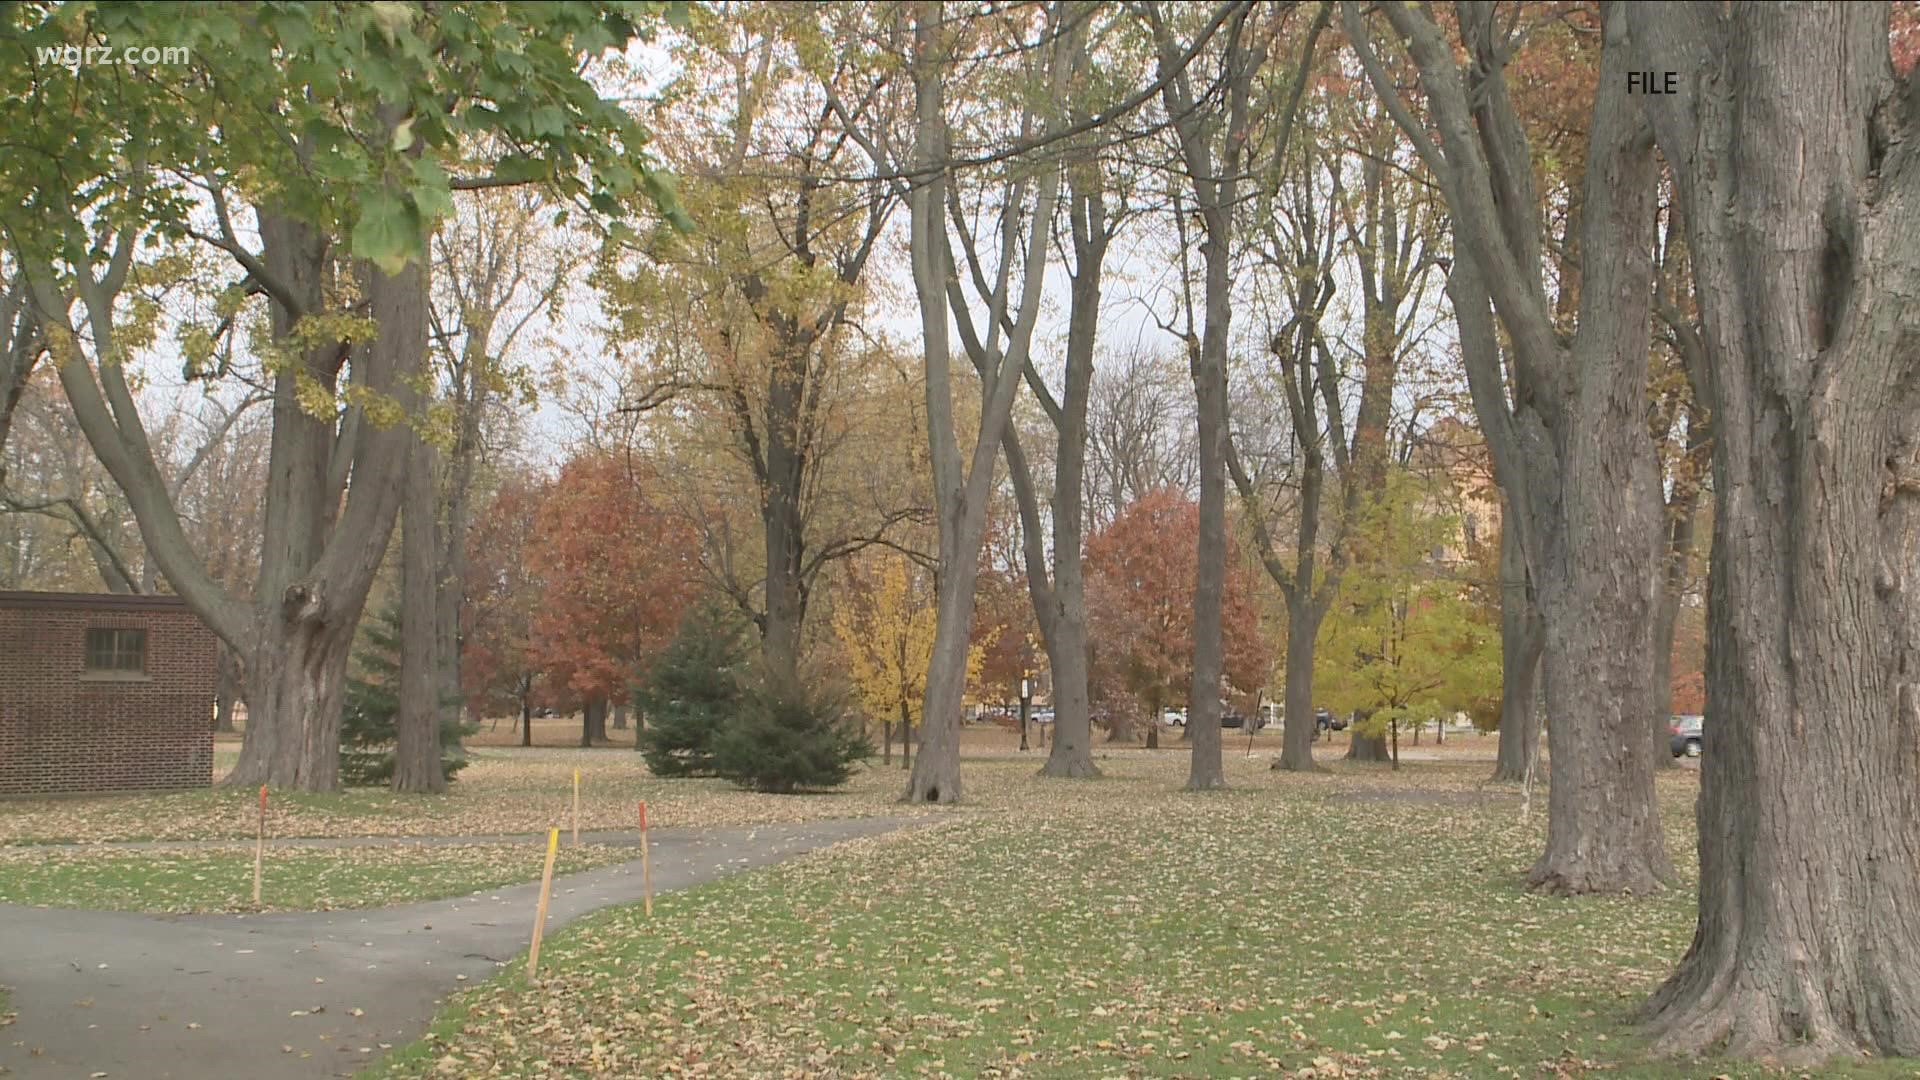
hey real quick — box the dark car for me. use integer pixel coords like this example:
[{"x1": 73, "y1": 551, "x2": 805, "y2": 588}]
[
  {"x1": 1670, "y1": 715, "x2": 1703, "y2": 758},
  {"x1": 1314, "y1": 708, "x2": 1348, "y2": 732}
]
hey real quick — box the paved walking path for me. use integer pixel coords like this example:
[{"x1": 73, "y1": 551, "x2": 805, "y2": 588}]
[{"x1": 0, "y1": 817, "x2": 922, "y2": 1079}]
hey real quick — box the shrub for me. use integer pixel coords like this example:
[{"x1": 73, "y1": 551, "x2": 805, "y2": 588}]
[
  {"x1": 635, "y1": 600, "x2": 748, "y2": 777},
  {"x1": 711, "y1": 667, "x2": 874, "y2": 794},
  {"x1": 340, "y1": 604, "x2": 474, "y2": 787}
]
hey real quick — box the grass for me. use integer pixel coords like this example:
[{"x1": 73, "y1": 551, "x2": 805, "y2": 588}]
[
  {"x1": 367, "y1": 754, "x2": 1900, "y2": 1080},
  {"x1": 0, "y1": 842, "x2": 639, "y2": 913},
  {"x1": 0, "y1": 747, "x2": 948, "y2": 845}
]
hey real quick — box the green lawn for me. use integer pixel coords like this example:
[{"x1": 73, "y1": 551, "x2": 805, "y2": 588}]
[
  {"x1": 0, "y1": 842, "x2": 636, "y2": 913},
  {"x1": 0, "y1": 748, "x2": 938, "y2": 845},
  {"x1": 367, "y1": 756, "x2": 1898, "y2": 1079}
]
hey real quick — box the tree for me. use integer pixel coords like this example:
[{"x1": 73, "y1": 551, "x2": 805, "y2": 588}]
[
  {"x1": 1629, "y1": 3, "x2": 1920, "y2": 1062},
  {"x1": 709, "y1": 666, "x2": 873, "y2": 794},
  {"x1": 1085, "y1": 489, "x2": 1267, "y2": 747},
  {"x1": 1346, "y1": 0, "x2": 1674, "y2": 893},
  {"x1": 1313, "y1": 472, "x2": 1499, "y2": 768},
  {"x1": 605, "y1": 2, "x2": 914, "y2": 682},
  {"x1": 837, "y1": 556, "x2": 939, "y2": 767},
  {"x1": 526, "y1": 451, "x2": 701, "y2": 746},
  {"x1": 837, "y1": 553, "x2": 987, "y2": 767},
  {"x1": 1, "y1": 3, "x2": 689, "y2": 790},
  {"x1": 339, "y1": 603, "x2": 472, "y2": 788},
  {"x1": 1141, "y1": 0, "x2": 1260, "y2": 790},
  {"x1": 461, "y1": 472, "x2": 545, "y2": 743},
  {"x1": 636, "y1": 599, "x2": 749, "y2": 777},
  {"x1": 891, "y1": 1, "x2": 1070, "y2": 803}
]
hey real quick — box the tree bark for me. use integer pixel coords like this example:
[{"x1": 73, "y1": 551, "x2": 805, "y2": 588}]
[
  {"x1": 395, "y1": 372, "x2": 448, "y2": 794},
  {"x1": 611, "y1": 699, "x2": 627, "y2": 731},
  {"x1": 1630, "y1": 3, "x2": 1920, "y2": 1061},
  {"x1": 1273, "y1": 592, "x2": 1327, "y2": 771},
  {"x1": 1349, "y1": 0, "x2": 1671, "y2": 893},
  {"x1": 581, "y1": 698, "x2": 608, "y2": 747},
  {"x1": 900, "y1": 1, "x2": 1066, "y2": 804},
  {"x1": 1346, "y1": 719, "x2": 1390, "y2": 763},
  {"x1": 759, "y1": 344, "x2": 808, "y2": 681},
  {"x1": 1492, "y1": 509, "x2": 1543, "y2": 782}
]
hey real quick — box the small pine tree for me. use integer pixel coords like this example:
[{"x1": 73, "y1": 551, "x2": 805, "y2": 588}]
[
  {"x1": 340, "y1": 604, "x2": 473, "y2": 787},
  {"x1": 711, "y1": 668, "x2": 874, "y2": 794},
  {"x1": 635, "y1": 600, "x2": 748, "y2": 776}
]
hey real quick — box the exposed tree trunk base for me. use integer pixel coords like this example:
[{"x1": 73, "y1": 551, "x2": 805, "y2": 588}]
[
  {"x1": 1347, "y1": 731, "x2": 1391, "y2": 763},
  {"x1": 1037, "y1": 753, "x2": 1100, "y2": 779},
  {"x1": 1271, "y1": 756, "x2": 1328, "y2": 773},
  {"x1": 226, "y1": 613, "x2": 356, "y2": 792},
  {"x1": 1640, "y1": 942, "x2": 1920, "y2": 1064}
]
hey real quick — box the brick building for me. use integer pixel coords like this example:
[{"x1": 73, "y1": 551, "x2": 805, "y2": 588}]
[{"x1": 0, "y1": 591, "x2": 218, "y2": 795}]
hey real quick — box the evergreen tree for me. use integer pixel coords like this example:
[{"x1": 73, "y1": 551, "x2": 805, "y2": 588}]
[
  {"x1": 711, "y1": 668, "x2": 874, "y2": 794},
  {"x1": 341, "y1": 604, "x2": 473, "y2": 787},
  {"x1": 635, "y1": 600, "x2": 748, "y2": 776}
]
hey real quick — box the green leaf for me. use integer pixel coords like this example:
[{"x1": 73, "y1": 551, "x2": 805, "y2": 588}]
[
  {"x1": 409, "y1": 157, "x2": 454, "y2": 223},
  {"x1": 351, "y1": 188, "x2": 419, "y2": 275},
  {"x1": 392, "y1": 117, "x2": 416, "y2": 152}
]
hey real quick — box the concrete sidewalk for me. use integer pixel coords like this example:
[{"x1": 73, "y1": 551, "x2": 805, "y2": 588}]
[{"x1": 0, "y1": 816, "x2": 922, "y2": 1079}]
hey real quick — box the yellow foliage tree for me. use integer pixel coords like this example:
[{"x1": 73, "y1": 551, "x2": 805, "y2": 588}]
[{"x1": 835, "y1": 556, "x2": 984, "y2": 766}]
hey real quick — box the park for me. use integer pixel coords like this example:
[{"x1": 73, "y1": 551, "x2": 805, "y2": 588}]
[{"x1": 2, "y1": 1, "x2": 1919, "y2": 1077}]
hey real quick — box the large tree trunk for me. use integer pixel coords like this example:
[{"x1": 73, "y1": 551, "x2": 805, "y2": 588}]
[
  {"x1": 760, "y1": 350, "x2": 808, "y2": 681},
  {"x1": 906, "y1": 539, "x2": 978, "y2": 803},
  {"x1": 900, "y1": 1, "x2": 1063, "y2": 805},
  {"x1": 222, "y1": 229, "x2": 416, "y2": 791},
  {"x1": 611, "y1": 700, "x2": 627, "y2": 731},
  {"x1": 1273, "y1": 593, "x2": 1327, "y2": 772},
  {"x1": 1031, "y1": 167, "x2": 1104, "y2": 782},
  {"x1": 1038, "y1": 615, "x2": 1096, "y2": 777},
  {"x1": 1631, "y1": 4, "x2": 1920, "y2": 1061},
  {"x1": 1492, "y1": 513, "x2": 1543, "y2": 781},
  {"x1": 581, "y1": 698, "x2": 608, "y2": 747},
  {"x1": 395, "y1": 395, "x2": 447, "y2": 794},
  {"x1": 1346, "y1": 720, "x2": 1390, "y2": 763},
  {"x1": 1351, "y1": 0, "x2": 1673, "y2": 894},
  {"x1": 1525, "y1": 427, "x2": 1672, "y2": 893},
  {"x1": 231, "y1": 616, "x2": 356, "y2": 791}
]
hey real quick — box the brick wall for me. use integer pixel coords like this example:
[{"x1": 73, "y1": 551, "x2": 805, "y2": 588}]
[{"x1": 0, "y1": 592, "x2": 218, "y2": 795}]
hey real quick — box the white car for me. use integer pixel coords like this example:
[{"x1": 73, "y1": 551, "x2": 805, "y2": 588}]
[{"x1": 1162, "y1": 709, "x2": 1186, "y2": 726}]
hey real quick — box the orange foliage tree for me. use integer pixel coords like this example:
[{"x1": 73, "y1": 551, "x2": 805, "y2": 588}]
[
  {"x1": 1085, "y1": 489, "x2": 1268, "y2": 746},
  {"x1": 460, "y1": 472, "x2": 547, "y2": 741},
  {"x1": 524, "y1": 452, "x2": 702, "y2": 745}
]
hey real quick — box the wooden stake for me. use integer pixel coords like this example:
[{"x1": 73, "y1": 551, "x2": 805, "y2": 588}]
[
  {"x1": 527, "y1": 828, "x2": 560, "y2": 980},
  {"x1": 571, "y1": 768, "x2": 580, "y2": 848},
  {"x1": 638, "y1": 800, "x2": 653, "y2": 918},
  {"x1": 252, "y1": 784, "x2": 267, "y2": 907}
]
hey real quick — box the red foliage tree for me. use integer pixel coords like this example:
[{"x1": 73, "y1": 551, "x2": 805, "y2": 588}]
[
  {"x1": 524, "y1": 451, "x2": 702, "y2": 743},
  {"x1": 1085, "y1": 488, "x2": 1268, "y2": 744},
  {"x1": 461, "y1": 471, "x2": 546, "y2": 739}
]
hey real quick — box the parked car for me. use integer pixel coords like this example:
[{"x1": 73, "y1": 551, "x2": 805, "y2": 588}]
[
  {"x1": 1032, "y1": 708, "x2": 1055, "y2": 725},
  {"x1": 1220, "y1": 703, "x2": 1250, "y2": 729},
  {"x1": 1162, "y1": 708, "x2": 1186, "y2": 726},
  {"x1": 1670, "y1": 715, "x2": 1704, "y2": 758},
  {"x1": 1314, "y1": 707, "x2": 1348, "y2": 732}
]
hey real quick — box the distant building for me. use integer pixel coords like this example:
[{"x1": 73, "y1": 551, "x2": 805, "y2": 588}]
[{"x1": 0, "y1": 591, "x2": 218, "y2": 795}]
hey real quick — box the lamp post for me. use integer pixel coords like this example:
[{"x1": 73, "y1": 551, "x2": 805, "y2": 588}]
[{"x1": 1019, "y1": 677, "x2": 1031, "y2": 752}]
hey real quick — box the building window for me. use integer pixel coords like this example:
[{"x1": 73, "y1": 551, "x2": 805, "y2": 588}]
[{"x1": 85, "y1": 628, "x2": 147, "y2": 673}]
